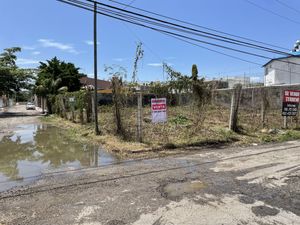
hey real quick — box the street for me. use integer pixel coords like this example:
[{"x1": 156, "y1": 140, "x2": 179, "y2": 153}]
[{"x1": 0, "y1": 110, "x2": 299, "y2": 225}]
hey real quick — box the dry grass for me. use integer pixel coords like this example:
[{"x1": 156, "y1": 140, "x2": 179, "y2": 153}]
[{"x1": 42, "y1": 104, "x2": 300, "y2": 156}]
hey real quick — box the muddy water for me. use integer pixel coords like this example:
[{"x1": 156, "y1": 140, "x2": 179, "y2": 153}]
[{"x1": 0, "y1": 124, "x2": 118, "y2": 192}]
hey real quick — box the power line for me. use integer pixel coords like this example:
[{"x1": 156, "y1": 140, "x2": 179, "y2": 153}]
[
  {"x1": 123, "y1": 0, "x2": 136, "y2": 9},
  {"x1": 67, "y1": 0, "x2": 291, "y2": 57},
  {"x1": 86, "y1": 0, "x2": 292, "y2": 56},
  {"x1": 107, "y1": 0, "x2": 290, "y2": 51},
  {"x1": 159, "y1": 31, "x2": 262, "y2": 66},
  {"x1": 244, "y1": 0, "x2": 300, "y2": 25},
  {"x1": 94, "y1": 4, "x2": 289, "y2": 56},
  {"x1": 275, "y1": 0, "x2": 300, "y2": 16},
  {"x1": 58, "y1": 0, "x2": 300, "y2": 67},
  {"x1": 62, "y1": 0, "x2": 275, "y2": 60}
]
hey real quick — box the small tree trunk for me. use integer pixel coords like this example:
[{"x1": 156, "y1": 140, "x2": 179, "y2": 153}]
[
  {"x1": 41, "y1": 97, "x2": 45, "y2": 114},
  {"x1": 137, "y1": 91, "x2": 143, "y2": 142},
  {"x1": 86, "y1": 92, "x2": 92, "y2": 123},
  {"x1": 229, "y1": 84, "x2": 242, "y2": 132},
  {"x1": 112, "y1": 77, "x2": 124, "y2": 136},
  {"x1": 80, "y1": 109, "x2": 84, "y2": 124}
]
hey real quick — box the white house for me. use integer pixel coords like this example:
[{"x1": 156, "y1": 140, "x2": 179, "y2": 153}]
[{"x1": 263, "y1": 54, "x2": 300, "y2": 86}]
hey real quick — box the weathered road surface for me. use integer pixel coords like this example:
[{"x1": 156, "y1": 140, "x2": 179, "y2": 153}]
[
  {"x1": 0, "y1": 136, "x2": 300, "y2": 225},
  {"x1": 0, "y1": 106, "x2": 300, "y2": 224},
  {"x1": 0, "y1": 105, "x2": 41, "y2": 140}
]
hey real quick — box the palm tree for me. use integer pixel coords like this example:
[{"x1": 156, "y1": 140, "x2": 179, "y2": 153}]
[{"x1": 34, "y1": 57, "x2": 82, "y2": 114}]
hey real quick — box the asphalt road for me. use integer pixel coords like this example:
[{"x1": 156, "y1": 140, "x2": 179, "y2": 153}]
[{"x1": 0, "y1": 134, "x2": 300, "y2": 224}]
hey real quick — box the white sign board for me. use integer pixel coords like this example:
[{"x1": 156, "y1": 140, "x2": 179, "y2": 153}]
[
  {"x1": 69, "y1": 97, "x2": 75, "y2": 103},
  {"x1": 151, "y1": 98, "x2": 167, "y2": 123}
]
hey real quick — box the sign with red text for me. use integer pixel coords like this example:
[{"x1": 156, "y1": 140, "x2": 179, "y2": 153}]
[
  {"x1": 151, "y1": 98, "x2": 167, "y2": 123},
  {"x1": 283, "y1": 90, "x2": 300, "y2": 103},
  {"x1": 282, "y1": 90, "x2": 300, "y2": 116}
]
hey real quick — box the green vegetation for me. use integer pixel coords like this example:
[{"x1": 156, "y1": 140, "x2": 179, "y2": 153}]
[
  {"x1": 42, "y1": 102, "x2": 300, "y2": 156},
  {"x1": 34, "y1": 57, "x2": 83, "y2": 113},
  {"x1": 0, "y1": 47, "x2": 34, "y2": 101}
]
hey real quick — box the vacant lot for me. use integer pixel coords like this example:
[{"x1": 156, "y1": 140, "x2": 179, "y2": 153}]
[{"x1": 43, "y1": 104, "x2": 300, "y2": 155}]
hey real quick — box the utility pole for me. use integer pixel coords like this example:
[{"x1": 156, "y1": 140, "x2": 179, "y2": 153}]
[{"x1": 94, "y1": 1, "x2": 100, "y2": 135}]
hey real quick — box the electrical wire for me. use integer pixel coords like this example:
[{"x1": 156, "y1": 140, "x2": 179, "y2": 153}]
[
  {"x1": 159, "y1": 31, "x2": 262, "y2": 66},
  {"x1": 58, "y1": 0, "x2": 300, "y2": 67},
  {"x1": 86, "y1": 0, "x2": 292, "y2": 56},
  {"x1": 244, "y1": 0, "x2": 300, "y2": 25},
  {"x1": 91, "y1": 3, "x2": 289, "y2": 56},
  {"x1": 107, "y1": 0, "x2": 290, "y2": 51},
  {"x1": 275, "y1": 0, "x2": 300, "y2": 15}
]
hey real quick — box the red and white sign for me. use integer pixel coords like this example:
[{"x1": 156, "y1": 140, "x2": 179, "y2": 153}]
[
  {"x1": 283, "y1": 90, "x2": 300, "y2": 103},
  {"x1": 151, "y1": 98, "x2": 167, "y2": 123}
]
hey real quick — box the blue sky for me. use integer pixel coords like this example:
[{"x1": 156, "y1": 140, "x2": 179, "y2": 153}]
[{"x1": 1, "y1": 0, "x2": 300, "y2": 82}]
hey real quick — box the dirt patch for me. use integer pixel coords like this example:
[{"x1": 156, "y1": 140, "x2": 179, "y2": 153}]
[
  {"x1": 158, "y1": 178, "x2": 207, "y2": 201},
  {"x1": 251, "y1": 205, "x2": 280, "y2": 217},
  {"x1": 106, "y1": 220, "x2": 126, "y2": 225},
  {"x1": 239, "y1": 195, "x2": 255, "y2": 204}
]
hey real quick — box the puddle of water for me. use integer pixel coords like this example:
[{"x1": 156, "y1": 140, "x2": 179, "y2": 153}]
[
  {"x1": 0, "y1": 124, "x2": 118, "y2": 192},
  {"x1": 163, "y1": 180, "x2": 206, "y2": 199}
]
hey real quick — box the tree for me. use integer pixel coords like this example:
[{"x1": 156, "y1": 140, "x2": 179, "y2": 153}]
[
  {"x1": 0, "y1": 47, "x2": 21, "y2": 68},
  {"x1": 35, "y1": 57, "x2": 83, "y2": 113},
  {"x1": 105, "y1": 65, "x2": 127, "y2": 137},
  {"x1": 0, "y1": 47, "x2": 34, "y2": 103}
]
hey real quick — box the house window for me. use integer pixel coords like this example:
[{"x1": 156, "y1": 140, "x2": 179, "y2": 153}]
[{"x1": 265, "y1": 67, "x2": 269, "y2": 74}]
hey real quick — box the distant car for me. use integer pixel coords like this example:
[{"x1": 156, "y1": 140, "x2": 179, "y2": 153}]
[{"x1": 26, "y1": 102, "x2": 35, "y2": 110}]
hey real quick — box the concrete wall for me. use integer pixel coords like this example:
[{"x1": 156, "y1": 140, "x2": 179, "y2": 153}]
[
  {"x1": 227, "y1": 76, "x2": 250, "y2": 88},
  {"x1": 265, "y1": 57, "x2": 300, "y2": 86},
  {"x1": 214, "y1": 84, "x2": 300, "y2": 110}
]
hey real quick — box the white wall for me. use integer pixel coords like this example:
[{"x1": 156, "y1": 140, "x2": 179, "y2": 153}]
[
  {"x1": 265, "y1": 70, "x2": 275, "y2": 86},
  {"x1": 264, "y1": 57, "x2": 300, "y2": 86}
]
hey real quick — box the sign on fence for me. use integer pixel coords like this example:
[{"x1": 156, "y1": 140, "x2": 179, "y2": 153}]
[
  {"x1": 282, "y1": 90, "x2": 300, "y2": 116},
  {"x1": 69, "y1": 97, "x2": 75, "y2": 103},
  {"x1": 151, "y1": 98, "x2": 167, "y2": 123}
]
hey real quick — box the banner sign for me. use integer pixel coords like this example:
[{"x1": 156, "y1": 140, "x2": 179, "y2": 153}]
[
  {"x1": 151, "y1": 98, "x2": 167, "y2": 123},
  {"x1": 282, "y1": 90, "x2": 300, "y2": 116}
]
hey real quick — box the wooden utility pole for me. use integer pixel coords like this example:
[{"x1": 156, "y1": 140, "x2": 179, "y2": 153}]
[{"x1": 93, "y1": 2, "x2": 100, "y2": 135}]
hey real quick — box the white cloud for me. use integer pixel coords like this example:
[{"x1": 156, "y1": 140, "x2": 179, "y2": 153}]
[
  {"x1": 38, "y1": 39, "x2": 78, "y2": 54},
  {"x1": 32, "y1": 51, "x2": 41, "y2": 55},
  {"x1": 148, "y1": 63, "x2": 163, "y2": 67},
  {"x1": 148, "y1": 62, "x2": 174, "y2": 67},
  {"x1": 22, "y1": 46, "x2": 36, "y2": 50},
  {"x1": 85, "y1": 40, "x2": 100, "y2": 45},
  {"x1": 113, "y1": 58, "x2": 127, "y2": 62},
  {"x1": 16, "y1": 58, "x2": 39, "y2": 65}
]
